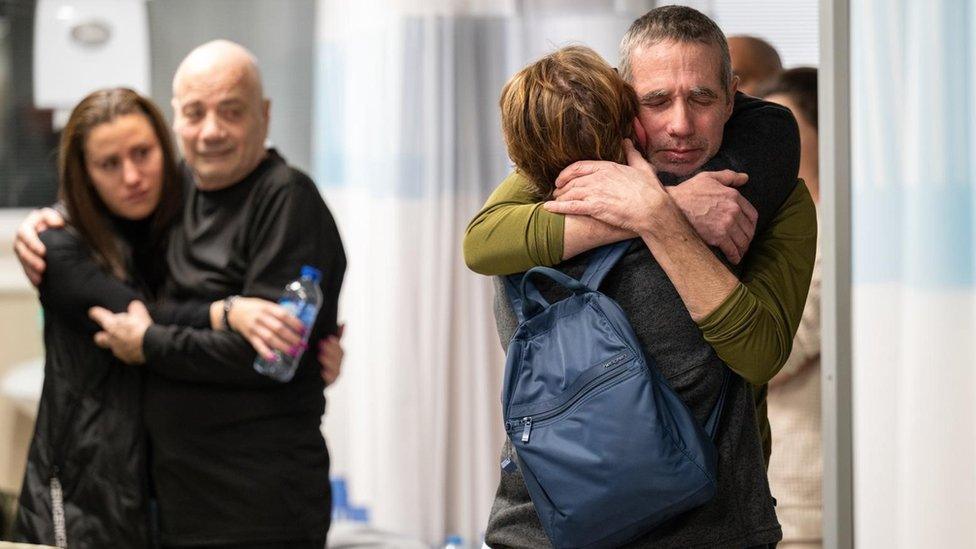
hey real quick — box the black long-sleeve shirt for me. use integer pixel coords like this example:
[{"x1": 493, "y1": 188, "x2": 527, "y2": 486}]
[{"x1": 141, "y1": 150, "x2": 346, "y2": 545}]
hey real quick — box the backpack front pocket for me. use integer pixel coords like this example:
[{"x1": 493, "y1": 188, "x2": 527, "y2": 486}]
[{"x1": 509, "y1": 355, "x2": 715, "y2": 548}]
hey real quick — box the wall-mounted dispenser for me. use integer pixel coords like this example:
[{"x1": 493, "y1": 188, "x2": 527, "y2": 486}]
[{"x1": 34, "y1": 0, "x2": 149, "y2": 120}]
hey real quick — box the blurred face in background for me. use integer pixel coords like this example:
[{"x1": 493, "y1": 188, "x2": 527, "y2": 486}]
[
  {"x1": 629, "y1": 39, "x2": 735, "y2": 177},
  {"x1": 728, "y1": 36, "x2": 782, "y2": 96},
  {"x1": 172, "y1": 57, "x2": 270, "y2": 191},
  {"x1": 84, "y1": 113, "x2": 164, "y2": 220}
]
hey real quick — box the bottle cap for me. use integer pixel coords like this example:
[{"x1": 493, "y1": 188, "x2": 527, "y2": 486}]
[{"x1": 300, "y1": 265, "x2": 322, "y2": 283}]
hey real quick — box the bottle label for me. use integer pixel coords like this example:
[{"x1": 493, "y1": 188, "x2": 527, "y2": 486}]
[
  {"x1": 279, "y1": 298, "x2": 319, "y2": 329},
  {"x1": 254, "y1": 298, "x2": 320, "y2": 382}
]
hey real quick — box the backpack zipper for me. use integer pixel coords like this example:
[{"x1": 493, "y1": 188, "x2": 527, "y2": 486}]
[{"x1": 513, "y1": 352, "x2": 635, "y2": 444}]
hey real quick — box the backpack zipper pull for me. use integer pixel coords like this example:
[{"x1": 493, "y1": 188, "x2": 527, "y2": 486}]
[
  {"x1": 500, "y1": 456, "x2": 518, "y2": 473},
  {"x1": 521, "y1": 417, "x2": 533, "y2": 443}
]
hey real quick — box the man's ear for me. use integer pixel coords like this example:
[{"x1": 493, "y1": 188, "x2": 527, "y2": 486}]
[
  {"x1": 632, "y1": 117, "x2": 648, "y2": 151},
  {"x1": 262, "y1": 98, "x2": 271, "y2": 123},
  {"x1": 727, "y1": 75, "x2": 740, "y2": 115}
]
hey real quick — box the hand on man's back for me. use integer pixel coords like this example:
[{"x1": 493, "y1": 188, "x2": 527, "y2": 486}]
[{"x1": 14, "y1": 207, "x2": 65, "y2": 286}]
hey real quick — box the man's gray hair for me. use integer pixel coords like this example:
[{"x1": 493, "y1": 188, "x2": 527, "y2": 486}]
[{"x1": 618, "y1": 6, "x2": 733, "y2": 98}]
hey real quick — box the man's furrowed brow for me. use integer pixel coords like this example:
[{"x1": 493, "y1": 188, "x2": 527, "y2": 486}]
[
  {"x1": 690, "y1": 86, "x2": 719, "y2": 99},
  {"x1": 640, "y1": 89, "x2": 670, "y2": 103}
]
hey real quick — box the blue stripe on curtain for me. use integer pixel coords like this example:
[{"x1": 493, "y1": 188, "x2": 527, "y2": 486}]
[{"x1": 852, "y1": 0, "x2": 976, "y2": 288}]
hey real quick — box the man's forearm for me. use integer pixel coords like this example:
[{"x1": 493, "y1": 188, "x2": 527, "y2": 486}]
[
  {"x1": 563, "y1": 215, "x2": 634, "y2": 260},
  {"x1": 561, "y1": 182, "x2": 753, "y2": 262},
  {"x1": 637, "y1": 199, "x2": 739, "y2": 321}
]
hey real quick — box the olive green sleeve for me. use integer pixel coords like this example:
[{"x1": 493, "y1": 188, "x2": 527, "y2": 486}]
[
  {"x1": 697, "y1": 182, "x2": 818, "y2": 386},
  {"x1": 463, "y1": 171, "x2": 565, "y2": 275}
]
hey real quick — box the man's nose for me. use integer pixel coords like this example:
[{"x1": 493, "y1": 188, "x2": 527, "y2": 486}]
[
  {"x1": 200, "y1": 111, "x2": 226, "y2": 142},
  {"x1": 666, "y1": 101, "x2": 694, "y2": 138}
]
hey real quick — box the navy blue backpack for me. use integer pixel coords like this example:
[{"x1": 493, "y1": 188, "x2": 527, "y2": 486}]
[{"x1": 501, "y1": 241, "x2": 730, "y2": 549}]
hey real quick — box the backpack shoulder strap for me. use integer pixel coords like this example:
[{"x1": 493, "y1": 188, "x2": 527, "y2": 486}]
[
  {"x1": 580, "y1": 240, "x2": 634, "y2": 291},
  {"x1": 502, "y1": 274, "x2": 526, "y2": 323},
  {"x1": 505, "y1": 240, "x2": 633, "y2": 321},
  {"x1": 506, "y1": 266, "x2": 591, "y2": 322}
]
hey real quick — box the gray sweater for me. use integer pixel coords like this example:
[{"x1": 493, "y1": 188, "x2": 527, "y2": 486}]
[{"x1": 485, "y1": 242, "x2": 782, "y2": 548}]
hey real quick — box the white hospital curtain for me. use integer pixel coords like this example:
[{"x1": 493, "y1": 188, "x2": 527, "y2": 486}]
[
  {"x1": 851, "y1": 1, "x2": 976, "y2": 547},
  {"x1": 312, "y1": 0, "x2": 652, "y2": 543}
]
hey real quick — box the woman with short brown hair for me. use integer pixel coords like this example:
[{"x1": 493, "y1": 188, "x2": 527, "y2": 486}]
[{"x1": 499, "y1": 45, "x2": 639, "y2": 199}]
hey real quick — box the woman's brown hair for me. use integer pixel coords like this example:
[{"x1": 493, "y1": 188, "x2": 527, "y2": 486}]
[
  {"x1": 500, "y1": 45, "x2": 639, "y2": 198},
  {"x1": 58, "y1": 88, "x2": 182, "y2": 280}
]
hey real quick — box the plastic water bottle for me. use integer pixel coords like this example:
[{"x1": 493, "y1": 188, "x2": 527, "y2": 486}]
[{"x1": 253, "y1": 265, "x2": 322, "y2": 382}]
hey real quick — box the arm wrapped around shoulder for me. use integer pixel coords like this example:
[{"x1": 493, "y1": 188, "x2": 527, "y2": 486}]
[{"x1": 696, "y1": 182, "x2": 817, "y2": 384}]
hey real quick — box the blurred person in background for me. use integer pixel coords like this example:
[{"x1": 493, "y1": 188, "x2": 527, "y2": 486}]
[
  {"x1": 728, "y1": 35, "x2": 783, "y2": 97},
  {"x1": 12, "y1": 88, "x2": 322, "y2": 548},
  {"x1": 760, "y1": 67, "x2": 822, "y2": 549}
]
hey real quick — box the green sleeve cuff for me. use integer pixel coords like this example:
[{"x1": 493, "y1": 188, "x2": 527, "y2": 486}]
[
  {"x1": 694, "y1": 182, "x2": 817, "y2": 386},
  {"x1": 535, "y1": 208, "x2": 565, "y2": 265},
  {"x1": 697, "y1": 282, "x2": 750, "y2": 335}
]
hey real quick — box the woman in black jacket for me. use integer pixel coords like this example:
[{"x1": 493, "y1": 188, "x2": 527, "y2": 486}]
[{"x1": 12, "y1": 88, "x2": 308, "y2": 548}]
